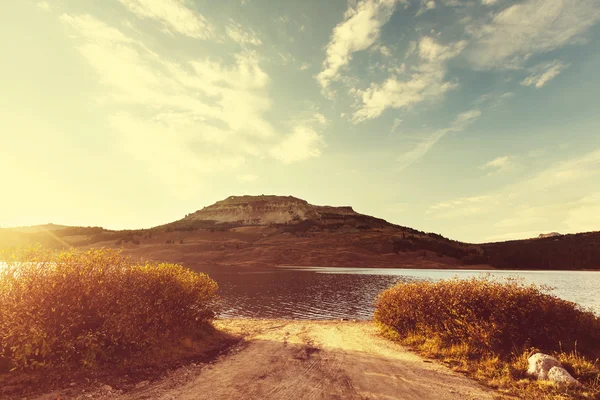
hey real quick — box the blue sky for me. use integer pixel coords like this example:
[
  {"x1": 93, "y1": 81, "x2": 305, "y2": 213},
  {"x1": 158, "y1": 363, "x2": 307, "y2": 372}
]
[{"x1": 1, "y1": 0, "x2": 600, "y2": 243}]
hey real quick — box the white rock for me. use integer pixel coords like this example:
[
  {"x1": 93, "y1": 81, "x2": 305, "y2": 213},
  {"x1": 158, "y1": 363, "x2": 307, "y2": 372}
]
[
  {"x1": 548, "y1": 366, "x2": 582, "y2": 387},
  {"x1": 527, "y1": 353, "x2": 561, "y2": 380},
  {"x1": 527, "y1": 353, "x2": 581, "y2": 386}
]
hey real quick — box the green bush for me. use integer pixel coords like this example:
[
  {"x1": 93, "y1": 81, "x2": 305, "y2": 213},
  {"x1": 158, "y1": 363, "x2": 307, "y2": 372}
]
[
  {"x1": 0, "y1": 248, "x2": 218, "y2": 370},
  {"x1": 374, "y1": 276, "x2": 600, "y2": 359}
]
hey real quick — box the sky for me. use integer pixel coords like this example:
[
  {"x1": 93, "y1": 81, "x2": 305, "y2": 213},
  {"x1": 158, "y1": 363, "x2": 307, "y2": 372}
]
[{"x1": 1, "y1": 0, "x2": 600, "y2": 243}]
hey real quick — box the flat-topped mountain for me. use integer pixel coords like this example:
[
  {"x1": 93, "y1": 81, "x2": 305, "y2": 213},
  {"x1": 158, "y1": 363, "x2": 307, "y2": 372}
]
[
  {"x1": 538, "y1": 232, "x2": 562, "y2": 239},
  {"x1": 182, "y1": 195, "x2": 360, "y2": 225},
  {"x1": 169, "y1": 195, "x2": 390, "y2": 232},
  {"x1": 1, "y1": 195, "x2": 599, "y2": 270}
]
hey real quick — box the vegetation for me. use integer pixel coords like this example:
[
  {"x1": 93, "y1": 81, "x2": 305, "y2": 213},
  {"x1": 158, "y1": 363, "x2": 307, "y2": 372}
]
[
  {"x1": 481, "y1": 232, "x2": 600, "y2": 270},
  {"x1": 0, "y1": 248, "x2": 218, "y2": 371},
  {"x1": 374, "y1": 277, "x2": 600, "y2": 399}
]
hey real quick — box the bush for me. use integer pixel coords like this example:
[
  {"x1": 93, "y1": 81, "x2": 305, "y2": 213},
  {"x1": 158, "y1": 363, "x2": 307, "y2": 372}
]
[
  {"x1": 374, "y1": 277, "x2": 600, "y2": 399},
  {"x1": 374, "y1": 276, "x2": 600, "y2": 359},
  {"x1": 0, "y1": 248, "x2": 218, "y2": 370}
]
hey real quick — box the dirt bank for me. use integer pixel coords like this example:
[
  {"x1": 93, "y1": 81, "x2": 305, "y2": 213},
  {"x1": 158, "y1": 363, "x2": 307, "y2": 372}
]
[{"x1": 33, "y1": 319, "x2": 495, "y2": 400}]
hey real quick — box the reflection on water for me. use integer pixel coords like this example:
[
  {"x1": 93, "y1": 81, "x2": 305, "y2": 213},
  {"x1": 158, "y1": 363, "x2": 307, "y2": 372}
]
[{"x1": 196, "y1": 266, "x2": 600, "y2": 320}]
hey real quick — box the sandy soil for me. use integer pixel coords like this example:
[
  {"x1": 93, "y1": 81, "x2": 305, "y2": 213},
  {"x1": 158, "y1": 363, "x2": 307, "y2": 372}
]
[{"x1": 47, "y1": 319, "x2": 496, "y2": 400}]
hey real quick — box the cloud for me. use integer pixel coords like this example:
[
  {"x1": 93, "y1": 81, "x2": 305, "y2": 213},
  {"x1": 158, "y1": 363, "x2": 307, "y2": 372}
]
[
  {"x1": 481, "y1": 155, "x2": 514, "y2": 174},
  {"x1": 351, "y1": 37, "x2": 467, "y2": 123},
  {"x1": 426, "y1": 148, "x2": 600, "y2": 239},
  {"x1": 521, "y1": 149, "x2": 600, "y2": 192},
  {"x1": 36, "y1": 1, "x2": 51, "y2": 11},
  {"x1": 468, "y1": 0, "x2": 600, "y2": 69},
  {"x1": 299, "y1": 63, "x2": 310, "y2": 71},
  {"x1": 313, "y1": 113, "x2": 328, "y2": 125},
  {"x1": 521, "y1": 60, "x2": 569, "y2": 88},
  {"x1": 564, "y1": 193, "x2": 600, "y2": 233},
  {"x1": 237, "y1": 174, "x2": 258, "y2": 182},
  {"x1": 416, "y1": 0, "x2": 436, "y2": 16},
  {"x1": 116, "y1": 0, "x2": 214, "y2": 39},
  {"x1": 226, "y1": 21, "x2": 262, "y2": 46},
  {"x1": 391, "y1": 118, "x2": 403, "y2": 132},
  {"x1": 60, "y1": 13, "x2": 321, "y2": 188},
  {"x1": 270, "y1": 126, "x2": 325, "y2": 164},
  {"x1": 427, "y1": 195, "x2": 495, "y2": 218},
  {"x1": 397, "y1": 108, "x2": 480, "y2": 170},
  {"x1": 317, "y1": 0, "x2": 401, "y2": 95}
]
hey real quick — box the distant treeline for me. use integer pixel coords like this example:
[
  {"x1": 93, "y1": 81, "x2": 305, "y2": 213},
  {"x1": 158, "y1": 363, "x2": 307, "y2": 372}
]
[{"x1": 480, "y1": 232, "x2": 600, "y2": 270}]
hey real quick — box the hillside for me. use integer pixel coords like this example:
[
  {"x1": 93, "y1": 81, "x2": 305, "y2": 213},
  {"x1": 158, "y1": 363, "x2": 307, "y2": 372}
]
[{"x1": 1, "y1": 195, "x2": 598, "y2": 270}]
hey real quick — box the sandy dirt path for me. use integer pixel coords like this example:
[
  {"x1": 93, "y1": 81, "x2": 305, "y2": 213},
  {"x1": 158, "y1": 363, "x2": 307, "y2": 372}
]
[{"x1": 103, "y1": 319, "x2": 495, "y2": 400}]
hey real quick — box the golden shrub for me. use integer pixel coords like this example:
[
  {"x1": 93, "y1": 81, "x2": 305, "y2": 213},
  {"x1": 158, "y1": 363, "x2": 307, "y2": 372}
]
[
  {"x1": 374, "y1": 276, "x2": 600, "y2": 359},
  {"x1": 0, "y1": 248, "x2": 218, "y2": 370}
]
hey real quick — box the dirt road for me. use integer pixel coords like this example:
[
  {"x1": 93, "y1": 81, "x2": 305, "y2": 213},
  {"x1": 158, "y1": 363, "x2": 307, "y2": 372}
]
[{"x1": 86, "y1": 319, "x2": 493, "y2": 400}]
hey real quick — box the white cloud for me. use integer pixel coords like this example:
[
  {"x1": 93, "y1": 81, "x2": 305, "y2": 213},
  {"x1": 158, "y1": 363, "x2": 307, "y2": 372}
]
[
  {"x1": 468, "y1": 0, "x2": 600, "y2": 69},
  {"x1": 60, "y1": 13, "x2": 320, "y2": 188},
  {"x1": 352, "y1": 37, "x2": 466, "y2": 123},
  {"x1": 270, "y1": 126, "x2": 325, "y2": 164},
  {"x1": 397, "y1": 108, "x2": 480, "y2": 170},
  {"x1": 379, "y1": 45, "x2": 392, "y2": 57},
  {"x1": 397, "y1": 130, "x2": 447, "y2": 170},
  {"x1": 36, "y1": 1, "x2": 51, "y2": 11},
  {"x1": 521, "y1": 149, "x2": 600, "y2": 192},
  {"x1": 521, "y1": 60, "x2": 569, "y2": 88},
  {"x1": 481, "y1": 155, "x2": 514, "y2": 174},
  {"x1": 426, "y1": 149, "x2": 600, "y2": 239},
  {"x1": 317, "y1": 0, "x2": 401, "y2": 95},
  {"x1": 427, "y1": 195, "x2": 495, "y2": 218},
  {"x1": 391, "y1": 118, "x2": 403, "y2": 132},
  {"x1": 226, "y1": 21, "x2": 262, "y2": 46},
  {"x1": 416, "y1": 0, "x2": 436, "y2": 16},
  {"x1": 116, "y1": 0, "x2": 214, "y2": 39},
  {"x1": 404, "y1": 40, "x2": 417, "y2": 58},
  {"x1": 278, "y1": 52, "x2": 295, "y2": 66},
  {"x1": 564, "y1": 194, "x2": 600, "y2": 233},
  {"x1": 237, "y1": 174, "x2": 258, "y2": 182},
  {"x1": 313, "y1": 113, "x2": 328, "y2": 125},
  {"x1": 481, "y1": 0, "x2": 499, "y2": 5},
  {"x1": 299, "y1": 63, "x2": 310, "y2": 71}
]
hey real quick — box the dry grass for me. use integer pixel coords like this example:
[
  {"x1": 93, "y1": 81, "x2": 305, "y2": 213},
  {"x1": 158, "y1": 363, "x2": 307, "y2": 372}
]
[
  {"x1": 0, "y1": 247, "x2": 219, "y2": 371},
  {"x1": 375, "y1": 277, "x2": 600, "y2": 399}
]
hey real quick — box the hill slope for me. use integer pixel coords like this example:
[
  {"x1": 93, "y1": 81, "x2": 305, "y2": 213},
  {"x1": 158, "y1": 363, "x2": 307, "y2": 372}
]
[{"x1": 1, "y1": 195, "x2": 598, "y2": 270}]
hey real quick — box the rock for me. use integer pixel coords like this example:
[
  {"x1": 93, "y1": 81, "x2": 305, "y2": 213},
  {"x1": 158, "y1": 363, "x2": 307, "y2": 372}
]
[
  {"x1": 548, "y1": 366, "x2": 582, "y2": 387},
  {"x1": 100, "y1": 384, "x2": 113, "y2": 391},
  {"x1": 527, "y1": 353, "x2": 581, "y2": 386},
  {"x1": 69, "y1": 382, "x2": 77, "y2": 387}
]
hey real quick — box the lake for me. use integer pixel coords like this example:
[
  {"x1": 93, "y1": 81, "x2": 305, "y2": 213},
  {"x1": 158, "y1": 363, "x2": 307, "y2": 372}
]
[{"x1": 196, "y1": 266, "x2": 600, "y2": 320}]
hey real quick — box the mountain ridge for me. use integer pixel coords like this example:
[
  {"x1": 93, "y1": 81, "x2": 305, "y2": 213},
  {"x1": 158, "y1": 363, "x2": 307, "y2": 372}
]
[{"x1": 1, "y1": 195, "x2": 599, "y2": 271}]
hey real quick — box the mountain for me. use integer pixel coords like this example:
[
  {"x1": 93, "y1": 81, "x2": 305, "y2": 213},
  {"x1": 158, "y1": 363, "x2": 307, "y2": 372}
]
[
  {"x1": 1, "y1": 195, "x2": 599, "y2": 270},
  {"x1": 538, "y1": 232, "x2": 562, "y2": 239}
]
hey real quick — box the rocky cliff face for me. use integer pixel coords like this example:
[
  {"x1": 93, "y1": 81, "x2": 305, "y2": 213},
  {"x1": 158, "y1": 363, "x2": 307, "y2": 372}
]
[
  {"x1": 538, "y1": 232, "x2": 562, "y2": 239},
  {"x1": 182, "y1": 195, "x2": 364, "y2": 226}
]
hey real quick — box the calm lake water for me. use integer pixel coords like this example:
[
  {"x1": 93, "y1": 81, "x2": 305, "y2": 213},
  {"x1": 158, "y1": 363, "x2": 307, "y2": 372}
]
[{"x1": 195, "y1": 266, "x2": 600, "y2": 320}]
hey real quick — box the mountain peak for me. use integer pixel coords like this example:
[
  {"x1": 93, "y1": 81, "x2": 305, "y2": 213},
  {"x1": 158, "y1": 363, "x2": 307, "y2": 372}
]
[
  {"x1": 538, "y1": 232, "x2": 562, "y2": 239},
  {"x1": 182, "y1": 195, "x2": 359, "y2": 226}
]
